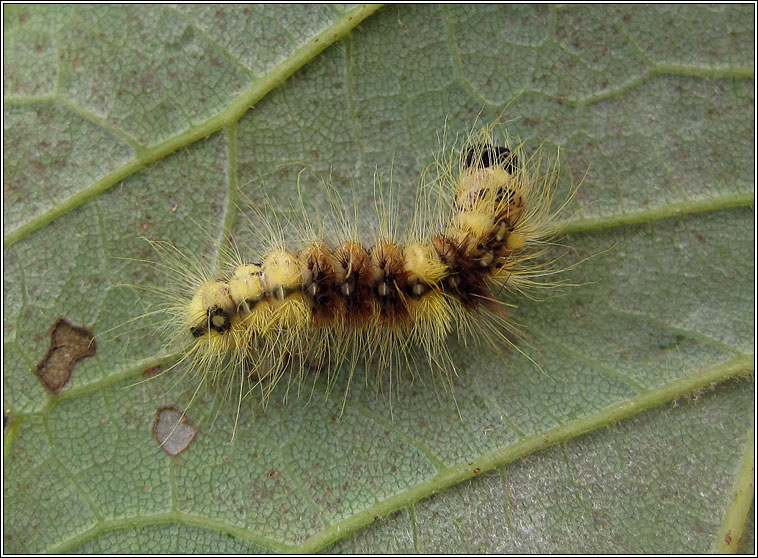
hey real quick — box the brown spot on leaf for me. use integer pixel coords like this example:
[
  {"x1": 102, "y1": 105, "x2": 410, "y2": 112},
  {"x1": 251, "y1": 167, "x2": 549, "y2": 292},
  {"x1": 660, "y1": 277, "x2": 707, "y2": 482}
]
[
  {"x1": 142, "y1": 365, "x2": 162, "y2": 377},
  {"x1": 724, "y1": 530, "x2": 732, "y2": 545},
  {"x1": 153, "y1": 405, "x2": 198, "y2": 456},
  {"x1": 35, "y1": 318, "x2": 96, "y2": 394}
]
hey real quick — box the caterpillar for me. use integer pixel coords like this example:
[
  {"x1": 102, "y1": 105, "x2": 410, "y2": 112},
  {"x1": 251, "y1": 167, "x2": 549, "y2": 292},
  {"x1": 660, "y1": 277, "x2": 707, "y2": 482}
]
[{"x1": 141, "y1": 121, "x2": 572, "y2": 417}]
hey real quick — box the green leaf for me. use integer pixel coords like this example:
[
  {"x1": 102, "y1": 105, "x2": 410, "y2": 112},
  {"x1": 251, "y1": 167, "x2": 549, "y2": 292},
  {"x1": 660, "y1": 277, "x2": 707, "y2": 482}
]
[{"x1": 3, "y1": 4, "x2": 754, "y2": 554}]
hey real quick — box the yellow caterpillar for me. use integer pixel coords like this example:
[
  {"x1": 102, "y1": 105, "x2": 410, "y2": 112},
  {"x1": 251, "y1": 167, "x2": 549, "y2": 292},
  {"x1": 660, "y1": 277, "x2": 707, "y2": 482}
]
[{"x1": 144, "y1": 121, "x2": 572, "y2": 413}]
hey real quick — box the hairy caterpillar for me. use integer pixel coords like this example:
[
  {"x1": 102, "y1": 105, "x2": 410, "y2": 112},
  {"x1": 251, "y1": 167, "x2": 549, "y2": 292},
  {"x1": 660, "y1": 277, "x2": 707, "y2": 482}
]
[{"x1": 137, "y1": 121, "x2": 573, "y2": 419}]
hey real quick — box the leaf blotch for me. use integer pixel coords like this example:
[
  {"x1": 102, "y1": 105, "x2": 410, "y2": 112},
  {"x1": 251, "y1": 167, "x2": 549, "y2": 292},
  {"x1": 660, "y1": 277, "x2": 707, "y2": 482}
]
[
  {"x1": 142, "y1": 365, "x2": 163, "y2": 377},
  {"x1": 35, "y1": 318, "x2": 96, "y2": 394},
  {"x1": 153, "y1": 405, "x2": 198, "y2": 456}
]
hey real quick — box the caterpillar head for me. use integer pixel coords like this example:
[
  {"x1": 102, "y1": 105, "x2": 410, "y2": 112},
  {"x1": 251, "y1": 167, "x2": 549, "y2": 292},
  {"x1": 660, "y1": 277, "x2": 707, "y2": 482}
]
[{"x1": 187, "y1": 280, "x2": 234, "y2": 338}]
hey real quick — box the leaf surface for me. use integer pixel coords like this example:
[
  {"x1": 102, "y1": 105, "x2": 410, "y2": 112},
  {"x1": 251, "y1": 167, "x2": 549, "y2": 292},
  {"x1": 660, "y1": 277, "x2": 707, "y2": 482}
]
[{"x1": 3, "y1": 4, "x2": 754, "y2": 553}]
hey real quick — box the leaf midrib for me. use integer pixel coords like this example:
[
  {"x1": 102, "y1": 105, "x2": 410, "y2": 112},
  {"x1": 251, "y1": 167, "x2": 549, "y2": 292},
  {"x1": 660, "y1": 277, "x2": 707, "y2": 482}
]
[{"x1": 559, "y1": 192, "x2": 754, "y2": 234}]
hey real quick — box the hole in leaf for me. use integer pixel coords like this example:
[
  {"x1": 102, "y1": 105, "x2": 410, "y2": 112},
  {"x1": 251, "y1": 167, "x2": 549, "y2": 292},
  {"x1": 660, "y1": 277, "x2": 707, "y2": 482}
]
[{"x1": 153, "y1": 405, "x2": 198, "y2": 456}]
